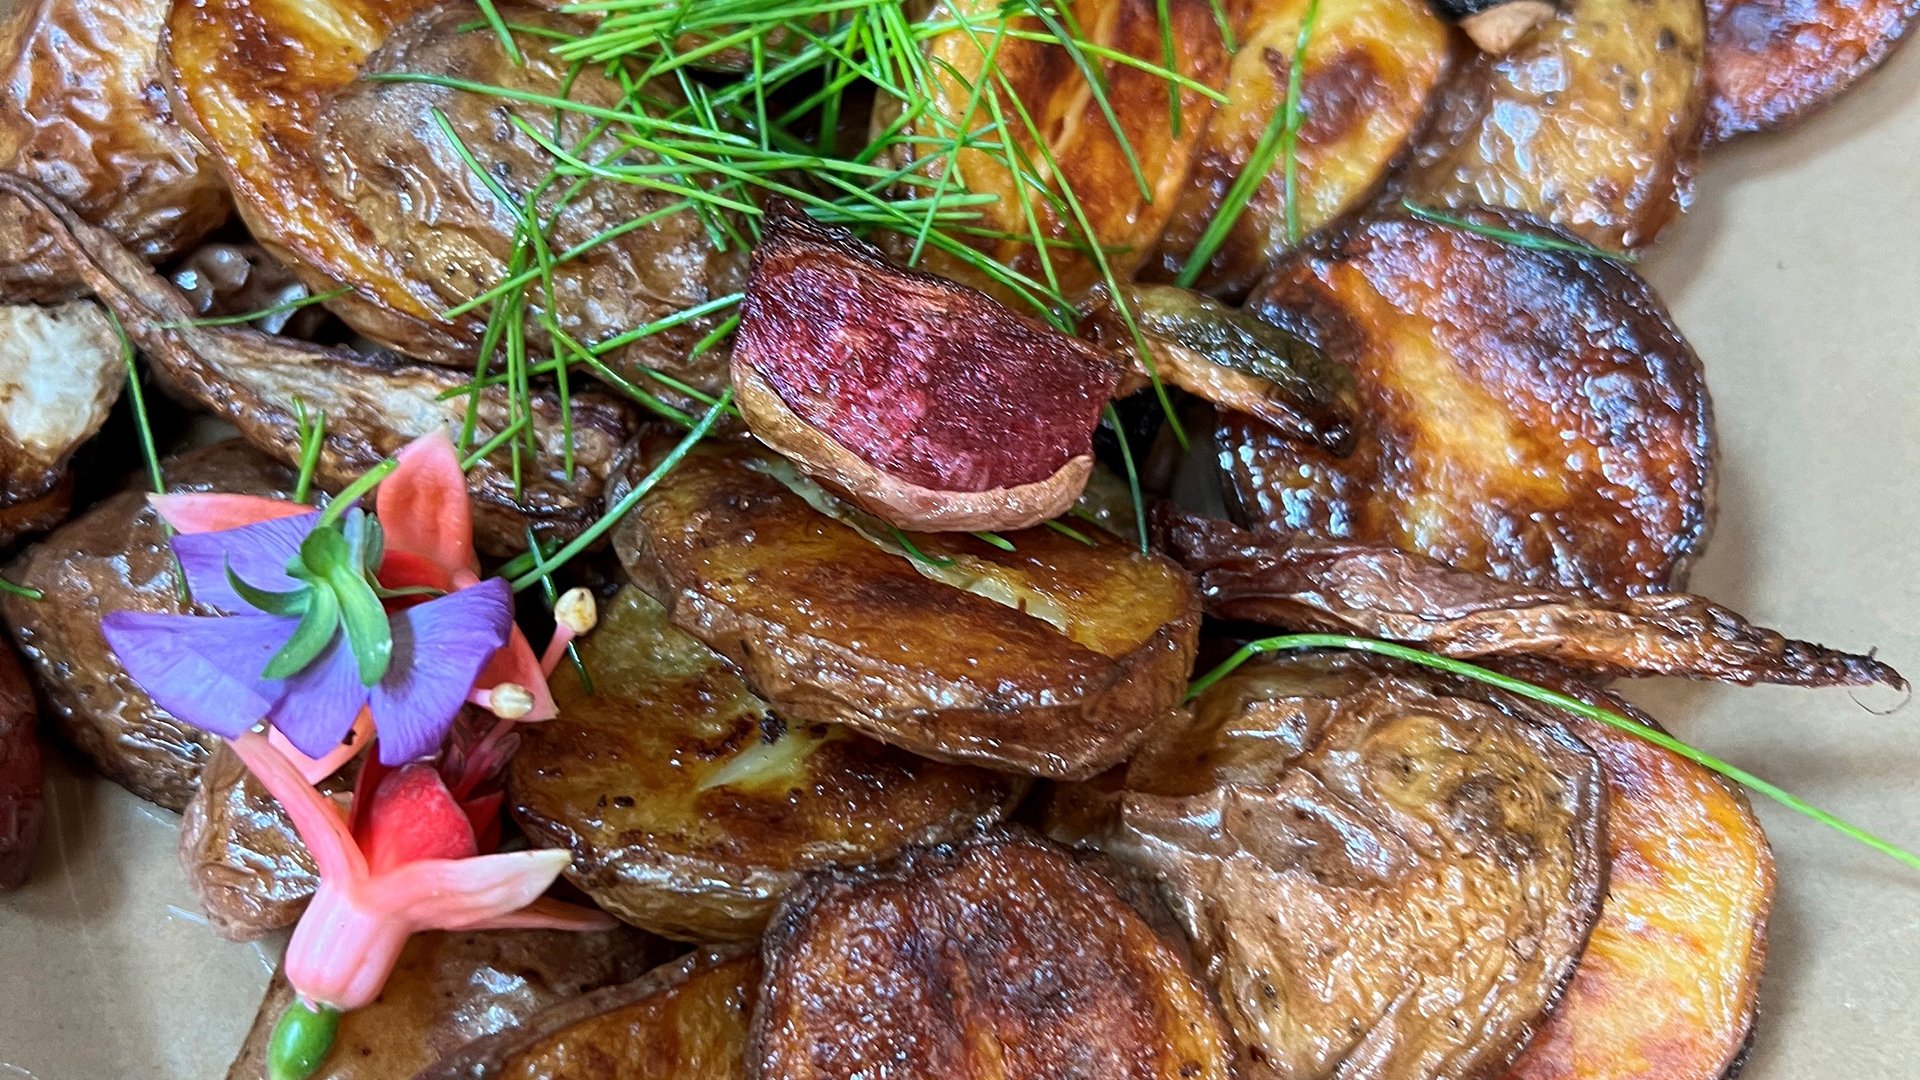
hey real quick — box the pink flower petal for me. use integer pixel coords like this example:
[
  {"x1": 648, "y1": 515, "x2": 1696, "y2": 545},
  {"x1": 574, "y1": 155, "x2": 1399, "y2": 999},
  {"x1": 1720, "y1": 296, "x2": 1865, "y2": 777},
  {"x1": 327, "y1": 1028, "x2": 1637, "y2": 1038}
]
[
  {"x1": 376, "y1": 431, "x2": 478, "y2": 579},
  {"x1": 358, "y1": 763, "x2": 478, "y2": 875},
  {"x1": 150, "y1": 492, "x2": 310, "y2": 534},
  {"x1": 466, "y1": 896, "x2": 619, "y2": 932},
  {"x1": 376, "y1": 548, "x2": 457, "y2": 599},
  {"x1": 283, "y1": 880, "x2": 412, "y2": 1011},
  {"x1": 270, "y1": 709, "x2": 373, "y2": 785},
  {"x1": 228, "y1": 732, "x2": 366, "y2": 881},
  {"x1": 474, "y1": 627, "x2": 557, "y2": 723},
  {"x1": 362, "y1": 849, "x2": 573, "y2": 929}
]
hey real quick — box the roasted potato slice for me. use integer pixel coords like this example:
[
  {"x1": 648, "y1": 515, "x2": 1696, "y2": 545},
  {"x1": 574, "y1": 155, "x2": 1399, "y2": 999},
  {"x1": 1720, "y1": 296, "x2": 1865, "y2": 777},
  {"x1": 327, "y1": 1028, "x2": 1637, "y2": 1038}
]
[
  {"x1": 615, "y1": 440, "x2": 1200, "y2": 779},
  {"x1": 510, "y1": 587, "x2": 1024, "y2": 942},
  {"x1": 1145, "y1": 0, "x2": 1452, "y2": 293},
  {"x1": 0, "y1": 0, "x2": 228, "y2": 301},
  {"x1": 1, "y1": 441, "x2": 296, "y2": 810},
  {"x1": 227, "y1": 927, "x2": 667, "y2": 1080},
  {"x1": 1222, "y1": 211, "x2": 1713, "y2": 597},
  {"x1": 164, "y1": 1, "x2": 739, "y2": 382},
  {"x1": 1408, "y1": 0, "x2": 1707, "y2": 251},
  {"x1": 0, "y1": 642, "x2": 40, "y2": 890},
  {"x1": 418, "y1": 948, "x2": 759, "y2": 1080},
  {"x1": 751, "y1": 831, "x2": 1235, "y2": 1080},
  {"x1": 1702, "y1": 0, "x2": 1918, "y2": 140},
  {"x1": 1052, "y1": 654, "x2": 1606, "y2": 1080},
  {"x1": 0, "y1": 300, "x2": 125, "y2": 547}
]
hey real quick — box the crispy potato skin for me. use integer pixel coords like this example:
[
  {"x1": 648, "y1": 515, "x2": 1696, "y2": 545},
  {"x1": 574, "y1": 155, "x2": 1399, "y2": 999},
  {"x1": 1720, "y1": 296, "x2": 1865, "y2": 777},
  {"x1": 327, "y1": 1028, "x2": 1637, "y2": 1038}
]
[
  {"x1": 1055, "y1": 656, "x2": 1606, "y2": 1080},
  {"x1": 227, "y1": 928, "x2": 667, "y2": 1080},
  {"x1": 751, "y1": 832, "x2": 1235, "y2": 1080},
  {"x1": 1, "y1": 442, "x2": 297, "y2": 810},
  {"x1": 1703, "y1": 0, "x2": 1918, "y2": 141},
  {"x1": 0, "y1": 642, "x2": 40, "y2": 890},
  {"x1": 1409, "y1": 0, "x2": 1707, "y2": 251},
  {"x1": 510, "y1": 588, "x2": 1024, "y2": 942},
  {"x1": 0, "y1": 0, "x2": 228, "y2": 300},
  {"x1": 1146, "y1": 0, "x2": 1452, "y2": 293},
  {"x1": 616, "y1": 440, "x2": 1200, "y2": 780},
  {"x1": 1223, "y1": 212, "x2": 1713, "y2": 597},
  {"x1": 418, "y1": 949, "x2": 759, "y2": 1080}
]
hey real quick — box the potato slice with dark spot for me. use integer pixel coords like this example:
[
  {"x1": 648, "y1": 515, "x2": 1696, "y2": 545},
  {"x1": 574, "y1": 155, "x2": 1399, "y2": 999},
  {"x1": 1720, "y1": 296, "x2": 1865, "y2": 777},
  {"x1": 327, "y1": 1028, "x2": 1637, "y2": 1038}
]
[
  {"x1": 1408, "y1": 0, "x2": 1707, "y2": 251},
  {"x1": 1703, "y1": 0, "x2": 1917, "y2": 141},
  {"x1": 418, "y1": 949, "x2": 758, "y2": 1080},
  {"x1": 750, "y1": 831, "x2": 1235, "y2": 1080},
  {"x1": 1052, "y1": 654, "x2": 1606, "y2": 1080},
  {"x1": 510, "y1": 588, "x2": 1024, "y2": 942},
  {"x1": 226, "y1": 927, "x2": 666, "y2": 1080},
  {"x1": 1222, "y1": 211, "x2": 1713, "y2": 597},
  {"x1": 615, "y1": 439, "x2": 1200, "y2": 779}
]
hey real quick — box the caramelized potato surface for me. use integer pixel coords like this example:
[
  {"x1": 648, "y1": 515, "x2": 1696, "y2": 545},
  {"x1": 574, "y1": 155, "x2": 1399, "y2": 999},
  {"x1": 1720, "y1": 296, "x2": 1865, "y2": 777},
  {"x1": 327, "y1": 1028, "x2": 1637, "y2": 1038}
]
[
  {"x1": 1223, "y1": 211, "x2": 1713, "y2": 597},
  {"x1": 751, "y1": 832, "x2": 1235, "y2": 1080},
  {"x1": 511, "y1": 588, "x2": 1023, "y2": 941},
  {"x1": 1703, "y1": 0, "x2": 1918, "y2": 140}
]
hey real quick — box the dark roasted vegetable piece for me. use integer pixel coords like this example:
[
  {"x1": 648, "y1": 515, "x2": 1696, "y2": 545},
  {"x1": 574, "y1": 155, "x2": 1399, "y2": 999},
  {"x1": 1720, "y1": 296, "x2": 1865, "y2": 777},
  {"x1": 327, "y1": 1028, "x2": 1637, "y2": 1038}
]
[
  {"x1": 227, "y1": 927, "x2": 667, "y2": 1080},
  {"x1": 1702, "y1": 0, "x2": 1918, "y2": 141},
  {"x1": 615, "y1": 440, "x2": 1200, "y2": 780},
  {"x1": 416, "y1": 948, "x2": 758, "y2": 1080},
  {"x1": 1408, "y1": 0, "x2": 1707, "y2": 251},
  {"x1": 510, "y1": 588, "x2": 1024, "y2": 942},
  {"x1": 0, "y1": 300, "x2": 125, "y2": 547},
  {"x1": 163, "y1": 1, "x2": 739, "y2": 383},
  {"x1": 0, "y1": 642, "x2": 40, "y2": 890},
  {"x1": 1, "y1": 441, "x2": 294, "y2": 810},
  {"x1": 1223, "y1": 210, "x2": 1713, "y2": 597},
  {"x1": 1158, "y1": 506, "x2": 1905, "y2": 688},
  {"x1": 0, "y1": 174, "x2": 637, "y2": 556},
  {"x1": 751, "y1": 831, "x2": 1236, "y2": 1080},
  {"x1": 0, "y1": 0, "x2": 229, "y2": 302},
  {"x1": 733, "y1": 204, "x2": 1123, "y2": 532},
  {"x1": 1050, "y1": 654, "x2": 1607, "y2": 1080}
]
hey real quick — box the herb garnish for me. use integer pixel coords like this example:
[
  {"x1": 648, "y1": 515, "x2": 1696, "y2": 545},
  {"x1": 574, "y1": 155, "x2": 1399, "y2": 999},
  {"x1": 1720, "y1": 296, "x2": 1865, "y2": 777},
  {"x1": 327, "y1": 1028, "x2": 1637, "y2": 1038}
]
[{"x1": 1400, "y1": 199, "x2": 1639, "y2": 262}]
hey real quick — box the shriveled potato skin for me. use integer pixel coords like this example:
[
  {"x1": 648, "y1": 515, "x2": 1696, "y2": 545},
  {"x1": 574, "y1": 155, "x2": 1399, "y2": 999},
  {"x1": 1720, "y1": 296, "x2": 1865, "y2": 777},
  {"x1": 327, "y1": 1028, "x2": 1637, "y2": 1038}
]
[
  {"x1": 1146, "y1": 0, "x2": 1451, "y2": 293},
  {"x1": 1055, "y1": 655, "x2": 1606, "y2": 1080},
  {"x1": 751, "y1": 831, "x2": 1236, "y2": 1080},
  {"x1": 0, "y1": 442, "x2": 298, "y2": 810},
  {"x1": 1408, "y1": 0, "x2": 1707, "y2": 252},
  {"x1": 228, "y1": 928, "x2": 668, "y2": 1080},
  {"x1": 0, "y1": 641, "x2": 40, "y2": 890},
  {"x1": 511, "y1": 588, "x2": 1024, "y2": 942},
  {"x1": 0, "y1": 0, "x2": 228, "y2": 301},
  {"x1": 1703, "y1": 0, "x2": 1918, "y2": 141},
  {"x1": 417, "y1": 949, "x2": 759, "y2": 1080},
  {"x1": 615, "y1": 440, "x2": 1200, "y2": 780},
  {"x1": 1223, "y1": 211, "x2": 1713, "y2": 597}
]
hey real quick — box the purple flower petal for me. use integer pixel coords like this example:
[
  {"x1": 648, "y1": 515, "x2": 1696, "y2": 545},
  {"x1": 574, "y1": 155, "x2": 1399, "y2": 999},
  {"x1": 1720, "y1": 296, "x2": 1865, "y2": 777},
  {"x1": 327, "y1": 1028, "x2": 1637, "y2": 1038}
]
[
  {"x1": 371, "y1": 578, "x2": 513, "y2": 765},
  {"x1": 266, "y1": 633, "x2": 374, "y2": 760},
  {"x1": 100, "y1": 612, "x2": 294, "y2": 739},
  {"x1": 172, "y1": 512, "x2": 322, "y2": 615}
]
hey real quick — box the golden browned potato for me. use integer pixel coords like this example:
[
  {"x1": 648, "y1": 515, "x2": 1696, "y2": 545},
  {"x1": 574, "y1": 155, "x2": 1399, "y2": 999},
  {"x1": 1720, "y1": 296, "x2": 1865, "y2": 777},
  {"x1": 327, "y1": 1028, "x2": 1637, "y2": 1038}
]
[
  {"x1": 1702, "y1": 0, "x2": 1917, "y2": 141},
  {"x1": 751, "y1": 831, "x2": 1236, "y2": 1080},
  {"x1": 0, "y1": 300, "x2": 125, "y2": 547},
  {"x1": 1053, "y1": 654, "x2": 1607, "y2": 1080},
  {"x1": 1145, "y1": 0, "x2": 1452, "y2": 293},
  {"x1": 1409, "y1": 0, "x2": 1707, "y2": 251},
  {"x1": 1, "y1": 442, "x2": 296, "y2": 810},
  {"x1": 418, "y1": 949, "x2": 759, "y2": 1080},
  {"x1": 0, "y1": 642, "x2": 40, "y2": 890},
  {"x1": 0, "y1": 0, "x2": 228, "y2": 301},
  {"x1": 1222, "y1": 210, "x2": 1713, "y2": 597},
  {"x1": 227, "y1": 928, "x2": 667, "y2": 1080},
  {"x1": 510, "y1": 587, "x2": 1024, "y2": 942},
  {"x1": 615, "y1": 439, "x2": 1200, "y2": 780},
  {"x1": 164, "y1": 2, "x2": 739, "y2": 383}
]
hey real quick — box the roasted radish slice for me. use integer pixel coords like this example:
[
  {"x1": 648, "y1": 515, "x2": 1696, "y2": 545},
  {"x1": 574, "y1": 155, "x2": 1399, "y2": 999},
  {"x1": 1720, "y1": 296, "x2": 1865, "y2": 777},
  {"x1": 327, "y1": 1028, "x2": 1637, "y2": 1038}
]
[
  {"x1": 614, "y1": 440, "x2": 1199, "y2": 780},
  {"x1": 0, "y1": 300, "x2": 125, "y2": 546},
  {"x1": 1222, "y1": 211, "x2": 1713, "y2": 597},
  {"x1": 1410, "y1": 0, "x2": 1708, "y2": 251},
  {"x1": 1053, "y1": 654, "x2": 1607, "y2": 1080},
  {"x1": 419, "y1": 949, "x2": 759, "y2": 1080},
  {"x1": 751, "y1": 832, "x2": 1235, "y2": 1080},
  {"x1": 1703, "y1": 0, "x2": 1918, "y2": 141},
  {"x1": 733, "y1": 204, "x2": 1123, "y2": 533},
  {"x1": 0, "y1": 643, "x2": 39, "y2": 891},
  {"x1": 510, "y1": 588, "x2": 1023, "y2": 942}
]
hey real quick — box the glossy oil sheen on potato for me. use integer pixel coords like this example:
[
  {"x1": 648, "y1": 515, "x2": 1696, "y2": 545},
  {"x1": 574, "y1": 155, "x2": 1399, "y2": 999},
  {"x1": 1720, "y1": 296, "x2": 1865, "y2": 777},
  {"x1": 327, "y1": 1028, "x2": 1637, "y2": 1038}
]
[
  {"x1": 751, "y1": 832, "x2": 1236, "y2": 1080},
  {"x1": 1409, "y1": 0, "x2": 1707, "y2": 251},
  {"x1": 510, "y1": 587, "x2": 1024, "y2": 942},
  {"x1": 1058, "y1": 656, "x2": 1607, "y2": 1080},
  {"x1": 1703, "y1": 0, "x2": 1919, "y2": 140},
  {"x1": 1223, "y1": 211, "x2": 1713, "y2": 597},
  {"x1": 419, "y1": 949, "x2": 759, "y2": 1080},
  {"x1": 615, "y1": 439, "x2": 1200, "y2": 780}
]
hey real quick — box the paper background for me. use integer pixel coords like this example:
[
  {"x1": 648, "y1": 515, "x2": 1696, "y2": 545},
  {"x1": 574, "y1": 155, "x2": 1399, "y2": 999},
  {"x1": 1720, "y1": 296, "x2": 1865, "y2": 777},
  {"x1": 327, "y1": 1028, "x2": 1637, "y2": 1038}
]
[{"x1": 2, "y1": 20, "x2": 1917, "y2": 1080}]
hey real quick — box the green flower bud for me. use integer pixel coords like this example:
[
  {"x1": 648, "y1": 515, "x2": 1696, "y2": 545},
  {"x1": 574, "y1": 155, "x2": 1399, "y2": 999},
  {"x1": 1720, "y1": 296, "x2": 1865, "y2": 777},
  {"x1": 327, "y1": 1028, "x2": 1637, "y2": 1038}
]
[{"x1": 267, "y1": 998, "x2": 340, "y2": 1080}]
